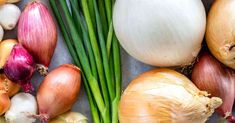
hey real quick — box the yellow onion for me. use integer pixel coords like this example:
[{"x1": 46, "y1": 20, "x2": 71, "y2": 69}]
[
  {"x1": 206, "y1": 0, "x2": 235, "y2": 69},
  {"x1": 18, "y1": 1, "x2": 57, "y2": 76},
  {"x1": 49, "y1": 111, "x2": 87, "y2": 123},
  {"x1": 0, "y1": 73, "x2": 20, "y2": 97},
  {"x1": 119, "y1": 69, "x2": 222, "y2": 123},
  {"x1": 37, "y1": 64, "x2": 81, "y2": 122},
  {"x1": 0, "y1": 93, "x2": 10, "y2": 115},
  {"x1": 0, "y1": 39, "x2": 18, "y2": 69}
]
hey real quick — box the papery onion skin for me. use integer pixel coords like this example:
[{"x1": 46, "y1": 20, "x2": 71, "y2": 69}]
[
  {"x1": 0, "y1": 93, "x2": 10, "y2": 115},
  {"x1": 0, "y1": 73, "x2": 20, "y2": 97},
  {"x1": 4, "y1": 44, "x2": 35, "y2": 92},
  {"x1": 0, "y1": 39, "x2": 18, "y2": 69},
  {"x1": 119, "y1": 69, "x2": 222, "y2": 123},
  {"x1": 18, "y1": 1, "x2": 57, "y2": 75},
  {"x1": 37, "y1": 64, "x2": 81, "y2": 121},
  {"x1": 192, "y1": 52, "x2": 235, "y2": 122},
  {"x1": 206, "y1": 0, "x2": 235, "y2": 69},
  {"x1": 113, "y1": 0, "x2": 206, "y2": 67},
  {"x1": 49, "y1": 111, "x2": 88, "y2": 123}
]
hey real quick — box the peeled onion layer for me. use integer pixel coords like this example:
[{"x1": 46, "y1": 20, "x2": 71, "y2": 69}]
[
  {"x1": 119, "y1": 69, "x2": 222, "y2": 123},
  {"x1": 0, "y1": 73, "x2": 20, "y2": 97},
  {"x1": 113, "y1": 0, "x2": 206, "y2": 67},
  {"x1": 37, "y1": 64, "x2": 81, "y2": 121},
  {"x1": 0, "y1": 39, "x2": 18, "y2": 69},
  {"x1": 49, "y1": 111, "x2": 87, "y2": 123},
  {"x1": 206, "y1": 0, "x2": 235, "y2": 69}
]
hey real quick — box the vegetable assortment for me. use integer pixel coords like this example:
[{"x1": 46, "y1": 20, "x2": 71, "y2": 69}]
[{"x1": 0, "y1": 0, "x2": 235, "y2": 123}]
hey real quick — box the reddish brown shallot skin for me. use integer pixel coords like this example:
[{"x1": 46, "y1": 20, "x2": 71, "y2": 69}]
[{"x1": 37, "y1": 64, "x2": 81, "y2": 122}]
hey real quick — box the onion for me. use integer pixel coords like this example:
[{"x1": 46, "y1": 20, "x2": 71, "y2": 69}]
[
  {"x1": 0, "y1": 116, "x2": 6, "y2": 123},
  {"x1": 0, "y1": 4, "x2": 21, "y2": 30},
  {"x1": 192, "y1": 52, "x2": 235, "y2": 122},
  {"x1": 4, "y1": 44, "x2": 35, "y2": 92},
  {"x1": 37, "y1": 64, "x2": 81, "y2": 121},
  {"x1": 0, "y1": 25, "x2": 3, "y2": 42},
  {"x1": 5, "y1": 92, "x2": 37, "y2": 123},
  {"x1": 0, "y1": 73, "x2": 20, "y2": 97},
  {"x1": 113, "y1": 0, "x2": 206, "y2": 67},
  {"x1": 119, "y1": 69, "x2": 222, "y2": 123},
  {"x1": 49, "y1": 111, "x2": 87, "y2": 123},
  {"x1": 6, "y1": 0, "x2": 20, "y2": 3},
  {"x1": 0, "y1": 0, "x2": 6, "y2": 5},
  {"x1": 206, "y1": 0, "x2": 235, "y2": 69},
  {"x1": 18, "y1": 1, "x2": 57, "y2": 75},
  {"x1": 0, "y1": 93, "x2": 10, "y2": 115},
  {"x1": 0, "y1": 39, "x2": 18, "y2": 69}
]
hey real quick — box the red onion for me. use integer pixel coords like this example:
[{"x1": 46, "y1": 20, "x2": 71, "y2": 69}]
[
  {"x1": 192, "y1": 52, "x2": 235, "y2": 122},
  {"x1": 4, "y1": 44, "x2": 35, "y2": 92},
  {"x1": 18, "y1": 1, "x2": 57, "y2": 76},
  {"x1": 37, "y1": 64, "x2": 81, "y2": 122}
]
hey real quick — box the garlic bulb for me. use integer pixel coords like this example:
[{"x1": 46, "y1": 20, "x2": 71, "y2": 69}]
[{"x1": 119, "y1": 69, "x2": 222, "y2": 123}]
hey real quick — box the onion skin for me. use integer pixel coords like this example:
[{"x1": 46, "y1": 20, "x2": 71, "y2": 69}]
[
  {"x1": 18, "y1": 1, "x2": 57, "y2": 75},
  {"x1": 37, "y1": 64, "x2": 81, "y2": 121},
  {"x1": 4, "y1": 44, "x2": 35, "y2": 92},
  {"x1": 0, "y1": 39, "x2": 18, "y2": 69},
  {"x1": 113, "y1": 0, "x2": 206, "y2": 67},
  {"x1": 206, "y1": 0, "x2": 235, "y2": 69},
  {"x1": 0, "y1": 93, "x2": 10, "y2": 116},
  {"x1": 192, "y1": 52, "x2": 235, "y2": 122},
  {"x1": 119, "y1": 69, "x2": 222, "y2": 123},
  {"x1": 0, "y1": 73, "x2": 20, "y2": 97}
]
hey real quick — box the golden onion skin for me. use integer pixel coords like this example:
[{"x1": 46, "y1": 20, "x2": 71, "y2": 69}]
[
  {"x1": 206, "y1": 0, "x2": 235, "y2": 69},
  {"x1": 119, "y1": 69, "x2": 222, "y2": 123}
]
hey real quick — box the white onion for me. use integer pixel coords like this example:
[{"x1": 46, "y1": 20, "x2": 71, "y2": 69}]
[
  {"x1": 5, "y1": 93, "x2": 37, "y2": 123},
  {"x1": 113, "y1": 0, "x2": 206, "y2": 67},
  {"x1": 0, "y1": 4, "x2": 21, "y2": 30}
]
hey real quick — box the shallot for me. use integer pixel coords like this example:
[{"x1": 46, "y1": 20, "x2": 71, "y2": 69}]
[
  {"x1": 18, "y1": 1, "x2": 57, "y2": 75},
  {"x1": 0, "y1": 39, "x2": 18, "y2": 69},
  {"x1": 37, "y1": 64, "x2": 81, "y2": 121},
  {"x1": 0, "y1": 73, "x2": 20, "y2": 97},
  {"x1": 5, "y1": 93, "x2": 37, "y2": 123},
  {"x1": 0, "y1": 93, "x2": 10, "y2": 115},
  {"x1": 4, "y1": 44, "x2": 35, "y2": 92},
  {"x1": 192, "y1": 52, "x2": 235, "y2": 122}
]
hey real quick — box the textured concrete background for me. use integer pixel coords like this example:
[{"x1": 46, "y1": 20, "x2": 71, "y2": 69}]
[{"x1": 4, "y1": 0, "x2": 229, "y2": 122}]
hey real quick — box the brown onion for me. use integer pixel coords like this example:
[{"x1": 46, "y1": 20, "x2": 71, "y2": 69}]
[
  {"x1": 0, "y1": 73, "x2": 20, "y2": 97},
  {"x1": 37, "y1": 64, "x2": 81, "y2": 122},
  {"x1": 119, "y1": 69, "x2": 222, "y2": 123},
  {"x1": 206, "y1": 0, "x2": 235, "y2": 69},
  {"x1": 192, "y1": 52, "x2": 235, "y2": 122},
  {"x1": 0, "y1": 93, "x2": 10, "y2": 115},
  {"x1": 18, "y1": 1, "x2": 57, "y2": 76}
]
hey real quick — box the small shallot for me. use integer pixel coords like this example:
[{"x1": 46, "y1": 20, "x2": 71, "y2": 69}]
[
  {"x1": 37, "y1": 64, "x2": 81, "y2": 122},
  {"x1": 0, "y1": 73, "x2": 20, "y2": 97},
  {"x1": 0, "y1": 93, "x2": 10, "y2": 115},
  {"x1": 0, "y1": 39, "x2": 18, "y2": 69},
  {"x1": 4, "y1": 44, "x2": 35, "y2": 92},
  {"x1": 18, "y1": 1, "x2": 57, "y2": 75},
  {"x1": 192, "y1": 52, "x2": 235, "y2": 122}
]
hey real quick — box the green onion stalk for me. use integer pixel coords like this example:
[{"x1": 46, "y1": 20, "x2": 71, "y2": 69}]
[{"x1": 49, "y1": 0, "x2": 122, "y2": 123}]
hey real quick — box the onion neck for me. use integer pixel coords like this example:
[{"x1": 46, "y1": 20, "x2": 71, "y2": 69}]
[{"x1": 36, "y1": 64, "x2": 48, "y2": 76}]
